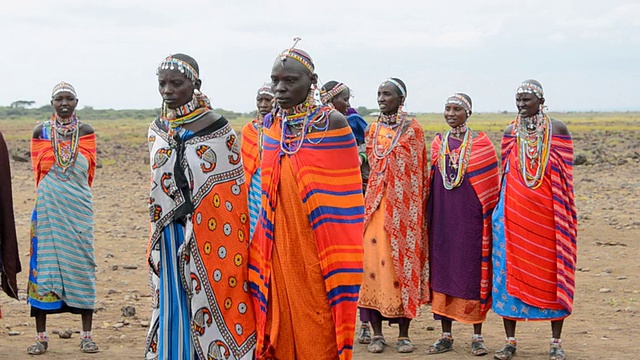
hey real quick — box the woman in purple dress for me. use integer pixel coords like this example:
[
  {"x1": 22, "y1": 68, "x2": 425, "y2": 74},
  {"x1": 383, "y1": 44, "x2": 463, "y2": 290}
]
[{"x1": 426, "y1": 93, "x2": 500, "y2": 356}]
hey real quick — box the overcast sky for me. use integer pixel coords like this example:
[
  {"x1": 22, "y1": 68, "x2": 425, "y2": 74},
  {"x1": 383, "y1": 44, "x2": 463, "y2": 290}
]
[{"x1": 1, "y1": 0, "x2": 638, "y2": 113}]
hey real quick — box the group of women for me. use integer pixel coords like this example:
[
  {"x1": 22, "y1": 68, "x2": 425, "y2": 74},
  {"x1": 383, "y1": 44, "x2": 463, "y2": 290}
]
[{"x1": 0, "y1": 39, "x2": 577, "y2": 360}]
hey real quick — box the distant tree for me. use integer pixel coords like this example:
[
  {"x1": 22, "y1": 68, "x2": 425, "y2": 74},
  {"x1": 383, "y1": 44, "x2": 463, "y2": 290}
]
[
  {"x1": 10, "y1": 100, "x2": 36, "y2": 109},
  {"x1": 356, "y1": 106, "x2": 373, "y2": 116}
]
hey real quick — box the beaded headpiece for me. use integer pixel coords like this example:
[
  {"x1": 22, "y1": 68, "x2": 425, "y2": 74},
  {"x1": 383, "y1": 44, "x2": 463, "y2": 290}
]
[
  {"x1": 517, "y1": 80, "x2": 544, "y2": 99},
  {"x1": 52, "y1": 81, "x2": 77, "y2": 98},
  {"x1": 320, "y1": 82, "x2": 349, "y2": 104},
  {"x1": 382, "y1": 78, "x2": 406, "y2": 98},
  {"x1": 279, "y1": 37, "x2": 315, "y2": 73},
  {"x1": 257, "y1": 84, "x2": 274, "y2": 97},
  {"x1": 445, "y1": 93, "x2": 472, "y2": 117},
  {"x1": 157, "y1": 55, "x2": 200, "y2": 84}
]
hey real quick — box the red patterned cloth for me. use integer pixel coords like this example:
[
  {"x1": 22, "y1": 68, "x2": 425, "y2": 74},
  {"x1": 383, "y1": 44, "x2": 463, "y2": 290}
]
[{"x1": 363, "y1": 119, "x2": 430, "y2": 318}]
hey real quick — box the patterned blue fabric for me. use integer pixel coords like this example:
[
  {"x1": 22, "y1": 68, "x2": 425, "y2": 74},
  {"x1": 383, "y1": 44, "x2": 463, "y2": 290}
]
[
  {"x1": 28, "y1": 126, "x2": 96, "y2": 310},
  {"x1": 248, "y1": 168, "x2": 261, "y2": 241}
]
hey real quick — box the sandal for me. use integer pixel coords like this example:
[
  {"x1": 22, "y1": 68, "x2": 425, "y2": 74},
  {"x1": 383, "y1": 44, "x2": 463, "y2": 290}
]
[
  {"x1": 427, "y1": 336, "x2": 454, "y2": 355},
  {"x1": 80, "y1": 338, "x2": 100, "y2": 353},
  {"x1": 494, "y1": 343, "x2": 516, "y2": 360},
  {"x1": 471, "y1": 339, "x2": 489, "y2": 356},
  {"x1": 367, "y1": 335, "x2": 387, "y2": 353},
  {"x1": 27, "y1": 341, "x2": 48, "y2": 355},
  {"x1": 357, "y1": 324, "x2": 372, "y2": 344},
  {"x1": 549, "y1": 345, "x2": 566, "y2": 360},
  {"x1": 396, "y1": 338, "x2": 414, "y2": 353}
]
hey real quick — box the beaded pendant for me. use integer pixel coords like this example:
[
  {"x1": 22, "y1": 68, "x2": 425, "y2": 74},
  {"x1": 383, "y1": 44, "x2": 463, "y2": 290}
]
[
  {"x1": 515, "y1": 113, "x2": 552, "y2": 189},
  {"x1": 438, "y1": 129, "x2": 472, "y2": 190}
]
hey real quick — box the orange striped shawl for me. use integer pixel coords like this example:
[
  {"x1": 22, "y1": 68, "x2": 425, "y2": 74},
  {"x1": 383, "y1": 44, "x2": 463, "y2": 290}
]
[
  {"x1": 364, "y1": 119, "x2": 430, "y2": 318},
  {"x1": 31, "y1": 134, "x2": 97, "y2": 187},
  {"x1": 501, "y1": 132, "x2": 577, "y2": 312},
  {"x1": 430, "y1": 132, "x2": 499, "y2": 314},
  {"x1": 241, "y1": 119, "x2": 261, "y2": 185},
  {"x1": 249, "y1": 111, "x2": 364, "y2": 360}
]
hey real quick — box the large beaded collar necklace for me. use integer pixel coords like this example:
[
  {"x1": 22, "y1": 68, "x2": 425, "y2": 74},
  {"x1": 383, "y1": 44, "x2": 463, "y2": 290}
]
[
  {"x1": 278, "y1": 91, "x2": 328, "y2": 155},
  {"x1": 515, "y1": 112, "x2": 552, "y2": 189},
  {"x1": 50, "y1": 113, "x2": 80, "y2": 180}
]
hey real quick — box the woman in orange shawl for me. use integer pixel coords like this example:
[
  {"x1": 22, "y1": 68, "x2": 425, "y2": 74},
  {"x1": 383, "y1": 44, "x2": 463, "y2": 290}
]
[
  {"x1": 248, "y1": 40, "x2": 364, "y2": 360},
  {"x1": 492, "y1": 80, "x2": 577, "y2": 360},
  {"x1": 426, "y1": 93, "x2": 499, "y2": 356},
  {"x1": 358, "y1": 78, "x2": 429, "y2": 354},
  {"x1": 241, "y1": 84, "x2": 274, "y2": 241},
  {"x1": 27, "y1": 82, "x2": 98, "y2": 355}
]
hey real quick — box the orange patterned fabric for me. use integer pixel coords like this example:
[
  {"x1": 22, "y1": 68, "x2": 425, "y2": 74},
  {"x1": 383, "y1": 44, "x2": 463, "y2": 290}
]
[
  {"x1": 262, "y1": 156, "x2": 338, "y2": 360},
  {"x1": 249, "y1": 109, "x2": 364, "y2": 360},
  {"x1": 358, "y1": 196, "x2": 406, "y2": 317},
  {"x1": 431, "y1": 291, "x2": 484, "y2": 324},
  {"x1": 363, "y1": 119, "x2": 429, "y2": 318},
  {"x1": 147, "y1": 118, "x2": 256, "y2": 359},
  {"x1": 30, "y1": 134, "x2": 96, "y2": 188},
  {"x1": 240, "y1": 119, "x2": 261, "y2": 185}
]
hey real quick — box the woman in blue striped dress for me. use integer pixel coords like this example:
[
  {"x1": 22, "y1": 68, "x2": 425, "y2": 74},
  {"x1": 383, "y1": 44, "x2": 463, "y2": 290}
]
[{"x1": 27, "y1": 82, "x2": 99, "y2": 355}]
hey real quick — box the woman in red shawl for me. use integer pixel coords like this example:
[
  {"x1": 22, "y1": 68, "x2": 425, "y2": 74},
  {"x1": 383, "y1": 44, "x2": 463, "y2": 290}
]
[
  {"x1": 358, "y1": 78, "x2": 429, "y2": 354},
  {"x1": 492, "y1": 80, "x2": 577, "y2": 360}
]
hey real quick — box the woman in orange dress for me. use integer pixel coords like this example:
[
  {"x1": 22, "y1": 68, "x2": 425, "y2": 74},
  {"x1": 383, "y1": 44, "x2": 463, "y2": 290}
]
[{"x1": 358, "y1": 78, "x2": 429, "y2": 354}]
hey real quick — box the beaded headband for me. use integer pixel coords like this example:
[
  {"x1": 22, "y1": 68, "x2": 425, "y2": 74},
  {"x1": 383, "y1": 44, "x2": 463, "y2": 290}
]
[
  {"x1": 320, "y1": 82, "x2": 349, "y2": 104},
  {"x1": 52, "y1": 81, "x2": 77, "y2": 98},
  {"x1": 382, "y1": 78, "x2": 406, "y2": 98},
  {"x1": 157, "y1": 55, "x2": 199, "y2": 84},
  {"x1": 445, "y1": 93, "x2": 472, "y2": 115},
  {"x1": 517, "y1": 80, "x2": 544, "y2": 99},
  {"x1": 279, "y1": 37, "x2": 315, "y2": 73},
  {"x1": 257, "y1": 84, "x2": 274, "y2": 97}
]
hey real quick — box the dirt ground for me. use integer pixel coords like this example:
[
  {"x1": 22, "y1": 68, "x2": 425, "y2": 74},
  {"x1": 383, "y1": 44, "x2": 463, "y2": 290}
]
[{"x1": 0, "y1": 124, "x2": 638, "y2": 359}]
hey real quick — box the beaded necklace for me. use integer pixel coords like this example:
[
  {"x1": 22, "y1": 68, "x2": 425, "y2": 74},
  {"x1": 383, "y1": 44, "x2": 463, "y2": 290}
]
[
  {"x1": 161, "y1": 94, "x2": 211, "y2": 140},
  {"x1": 372, "y1": 111, "x2": 407, "y2": 160},
  {"x1": 254, "y1": 115, "x2": 265, "y2": 160},
  {"x1": 50, "y1": 113, "x2": 80, "y2": 180},
  {"x1": 278, "y1": 93, "x2": 328, "y2": 155},
  {"x1": 449, "y1": 123, "x2": 468, "y2": 137},
  {"x1": 515, "y1": 112, "x2": 552, "y2": 189},
  {"x1": 162, "y1": 95, "x2": 209, "y2": 130},
  {"x1": 438, "y1": 128, "x2": 473, "y2": 190}
]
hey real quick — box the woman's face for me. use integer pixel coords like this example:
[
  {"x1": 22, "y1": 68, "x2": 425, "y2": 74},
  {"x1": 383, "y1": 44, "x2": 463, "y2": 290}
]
[
  {"x1": 256, "y1": 94, "x2": 274, "y2": 116},
  {"x1": 51, "y1": 91, "x2": 78, "y2": 118},
  {"x1": 331, "y1": 89, "x2": 351, "y2": 115},
  {"x1": 444, "y1": 103, "x2": 468, "y2": 128},
  {"x1": 158, "y1": 69, "x2": 195, "y2": 109},
  {"x1": 377, "y1": 82, "x2": 402, "y2": 115},
  {"x1": 270, "y1": 58, "x2": 315, "y2": 109},
  {"x1": 516, "y1": 92, "x2": 543, "y2": 118}
]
